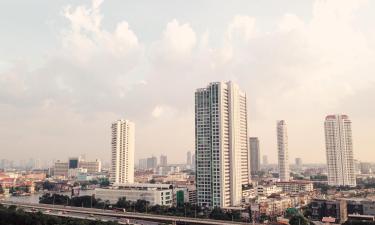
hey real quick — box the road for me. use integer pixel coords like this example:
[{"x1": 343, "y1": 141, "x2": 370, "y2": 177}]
[{"x1": 1, "y1": 200, "x2": 253, "y2": 225}]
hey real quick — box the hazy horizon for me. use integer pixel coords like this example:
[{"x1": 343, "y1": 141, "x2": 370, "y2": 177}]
[{"x1": 1, "y1": 0, "x2": 375, "y2": 164}]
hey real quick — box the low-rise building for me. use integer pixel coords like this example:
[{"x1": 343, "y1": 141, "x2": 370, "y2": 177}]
[
  {"x1": 256, "y1": 185, "x2": 282, "y2": 197},
  {"x1": 276, "y1": 180, "x2": 313, "y2": 193},
  {"x1": 95, "y1": 183, "x2": 173, "y2": 206},
  {"x1": 310, "y1": 199, "x2": 348, "y2": 223}
]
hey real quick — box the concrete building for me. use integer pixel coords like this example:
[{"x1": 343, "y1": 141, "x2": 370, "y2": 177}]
[
  {"x1": 324, "y1": 115, "x2": 356, "y2": 186},
  {"x1": 195, "y1": 81, "x2": 250, "y2": 207},
  {"x1": 186, "y1": 151, "x2": 192, "y2": 166},
  {"x1": 53, "y1": 161, "x2": 69, "y2": 177},
  {"x1": 346, "y1": 199, "x2": 375, "y2": 216},
  {"x1": 147, "y1": 156, "x2": 157, "y2": 170},
  {"x1": 295, "y1": 158, "x2": 302, "y2": 168},
  {"x1": 263, "y1": 155, "x2": 268, "y2": 166},
  {"x1": 256, "y1": 185, "x2": 282, "y2": 197},
  {"x1": 79, "y1": 159, "x2": 102, "y2": 174},
  {"x1": 276, "y1": 180, "x2": 313, "y2": 193},
  {"x1": 160, "y1": 155, "x2": 168, "y2": 167},
  {"x1": 310, "y1": 199, "x2": 348, "y2": 223},
  {"x1": 191, "y1": 153, "x2": 196, "y2": 170},
  {"x1": 138, "y1": 158, "x2": 147, "y2": 170},
  {"x1": 110, "y1": 119, "x2": 135, "y2": 184},
  {"x1": 95, "y1": 183, "x2": 173, "y2": 206},
  {"x1": 277, "y1": 120, "x2": 290, "y2": 181},
  {"x1": 249, "y1": 137, "x2": 260, "y2": 175},
  {"x1": 53, "y1": 158, "x2": 101, "y2": 177}
]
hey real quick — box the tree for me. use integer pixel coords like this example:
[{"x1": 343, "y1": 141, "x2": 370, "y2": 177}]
[
  {"x1": 209, "y1": 207, "x2": 230, "y2": 220},
  {"x1": 289, "y1": 214, "x2": 309, "y2": 225}
]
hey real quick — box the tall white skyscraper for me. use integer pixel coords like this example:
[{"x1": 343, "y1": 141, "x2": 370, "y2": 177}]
[
  {"x1": 324, "y1": 114, "x2": 356, "y2": 186},
  {"x1": 110, "y1": 119, "x2": 135, "y2": 184},
  {"x1": 249, "y1": 137, "x2": 260, "y2": 175},
  {"x1": 195, "y1": 81, "x2": 250, "y2": 207},
  {"x1": 277, "y1": 120, "x2": 290, "y2": 181}
]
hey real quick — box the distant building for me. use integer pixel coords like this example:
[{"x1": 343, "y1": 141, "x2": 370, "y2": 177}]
[
  {"x1": 110, "y1": 119, "x2": 135, "y2": 184},
  {"x1": 360, "y1": 162, "x2": 372, "y2": 174},
  {"x1": 53, "y1": 158, "x2": 101, "y2": 177},
  {"x1": 191, "y1": 153, "x2": 196, "y2": 170},
  {"x1": 160, "y1": 155, "x2": 168, "y2": 167},
  {"x1": 186, "y1": 151, "x2": 192, "y2": 166},
  {"x1": 263, "y1": 155, "x2": 268, "y2": 166},
  {"x1": 95, "y1": 183, "x2": 173, "y2": 206},
  {"x1": 147, "y1": 156, "x2": 157, "y2": 169},
  {"x1": 69, "y1": 157, "x2": 79, "y2": 169},
  {"x1": 324, "y1": 115, "x2": 356, "y2": 186},
  {"x1": 195, "y1": 81, "x2": 250, "y2": 207},
  {"x1": 295, "y1": 158, "x2": 302, "y2": 168},
  {"x1": 277, "y1": 120, "x2": 290, "y2": 181},
  {"x1": 249, "y1": 137, "x2": 260, "y2": 175},
  {"x1": 138, "y1": 158, "x2": 147, "y2": 170},
  {"x1": 79, "y1": 159, "x2": 101, "y2": 173},
  {"x1": 276, "y1": 180, "x2": 313, "y2": 193},
  {"x1": 53, "y1": 161, "x2": 69, "y2": 177},
  {"x1": 256, "y1": 185, "x2": 282, "y2": 197}
]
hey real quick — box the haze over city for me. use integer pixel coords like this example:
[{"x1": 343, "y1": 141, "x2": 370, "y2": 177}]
[{"x1": 1, "y1": 0, "x2": 375, "y2": 164}]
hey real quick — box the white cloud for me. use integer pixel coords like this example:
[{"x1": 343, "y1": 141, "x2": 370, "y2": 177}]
[{"x1": 1, "y1": 0, "x2": 375, "y2": 163}]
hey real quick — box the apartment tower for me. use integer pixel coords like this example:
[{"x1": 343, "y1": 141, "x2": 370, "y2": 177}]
[
  {"x1": 277, "y1": 120, "x2": 290, "y2": 181},
  {"x1": 325, "y1": 114, "x2": 356, "y2": 186},
  {"x1": 110, "y1": 119, "x2": 135, "y2": 184},
  {"x1": 249, "y1": 137, "x2": 260, "y2": 175},
  {"x1": 195, "y1": 81, "x2": 250, "y2": 207}
]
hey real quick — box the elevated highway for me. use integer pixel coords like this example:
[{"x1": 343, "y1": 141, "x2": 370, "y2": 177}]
[{"x1": 0, "y1": 201, "x2": 253, "y2": 225}]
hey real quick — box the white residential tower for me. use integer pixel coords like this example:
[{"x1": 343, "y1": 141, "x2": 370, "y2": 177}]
[
  {"x1": 110, "y1": 119, "x2": 135, "y2": 184},
  {"x1": 195, "y1": 81, "x2": 250, "y2": 207},
  {"x1": 277, "y1": 120, "x2": 290, "y2": 181},
  {"x1": 324, "y1": 114, "x2": 356, "y2": 186}
]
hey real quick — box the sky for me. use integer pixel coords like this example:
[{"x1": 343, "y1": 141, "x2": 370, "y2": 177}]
[{"x1": 0, "y1": 0, "x2": 375, "y2": 164}]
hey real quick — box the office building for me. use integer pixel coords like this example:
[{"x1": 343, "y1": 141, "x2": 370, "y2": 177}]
[
  {"x1": 195, "y1": 81, "x2": 250, "y2": 207},
  {"x1": 324, "y1": 114, "x2": 356, "y2": 186},
  {"x1": 110, "y1": 119, "x2": 135, "y2": 184},
  {"x1": 277, "y1": 120, "x2": 290, "y2": 181},
  {"x1": 53, "y1": 158, "x2": 101, "y2": 177},
  {"x1": 79, "y1": 159, "x2": 102, "y2": 173},
  {"x1": 249, "y1": 137, "x2": 260, "y2": 175},
  {"x1": 69, "y1": 157, "x2": 79, "y2": 169},
  {"x1": 160, "y1": 155, "x2": 168, "y2": 167}
]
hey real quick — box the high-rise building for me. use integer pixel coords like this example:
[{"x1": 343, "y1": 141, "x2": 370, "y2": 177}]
[
  {"x1": 262, "y1": 155, "x2": 268, "y2": 165},
  {"x1": 277, "y1": 120, "x2": 290, "y2": 181},
  {"x1": 187, "y1": 151, "x2": 192, "y2": 166},
  {"x1": 110, "y1": 119, "x2": 135, "y2": 184},
  {"x1": 147, "y1": 156, "x2": 157, "y2": 169},
  {"x1": 160, "y1": 155, "x2": 168, "y2": 167},
  {"x1": 249, "y1": 137, "x2": 260, "y2": 175},
  {"x1": 195, "y1": 81, "x2": 250, "y2": 207},
  {"x1": 295, "y1": 158, "x2": 302, "y2": 167},
  {"x1": 192, "y1": 153, "x2": 196, "y2": 170},
  {"x1": 138, "y1": 158, "x2": 147, "y2": 170},
  {"x1": 324, "y1": 115, "x2": 356, "y2": 186}
]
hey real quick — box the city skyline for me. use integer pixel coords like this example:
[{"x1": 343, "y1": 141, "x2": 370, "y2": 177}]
[{"x1": 1, "y1": 0, "x2": 375, "y2": 164}]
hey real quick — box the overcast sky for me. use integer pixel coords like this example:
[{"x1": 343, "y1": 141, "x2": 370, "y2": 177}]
[{"x1": 1, "y1": 0, "x2": 375, "y2": 164}]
